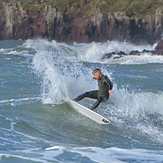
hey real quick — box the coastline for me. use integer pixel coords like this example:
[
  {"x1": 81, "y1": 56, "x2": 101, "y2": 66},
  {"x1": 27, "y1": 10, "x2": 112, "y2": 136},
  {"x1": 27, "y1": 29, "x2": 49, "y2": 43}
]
[{"x1": 0, "y1": 1, "x2": 163, "y2": 45}]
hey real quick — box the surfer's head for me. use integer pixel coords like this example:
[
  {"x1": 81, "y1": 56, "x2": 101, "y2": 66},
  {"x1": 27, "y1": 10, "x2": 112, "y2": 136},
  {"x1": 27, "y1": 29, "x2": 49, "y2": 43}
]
[{"x1": 92, "y1": 68, "x2": 101, "y2": 79}]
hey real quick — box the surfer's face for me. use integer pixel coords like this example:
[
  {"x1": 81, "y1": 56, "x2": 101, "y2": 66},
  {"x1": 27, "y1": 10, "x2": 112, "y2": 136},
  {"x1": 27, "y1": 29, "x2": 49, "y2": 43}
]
[{"x1": 93, "y1": 71, "x2": 101, "y2": 80}]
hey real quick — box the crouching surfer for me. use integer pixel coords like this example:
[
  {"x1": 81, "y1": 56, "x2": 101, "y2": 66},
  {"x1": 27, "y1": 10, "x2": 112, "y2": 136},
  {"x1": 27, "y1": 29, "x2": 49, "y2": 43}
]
[{"x1": 74, "y1": 68, "x2": 114, "y2": 110}]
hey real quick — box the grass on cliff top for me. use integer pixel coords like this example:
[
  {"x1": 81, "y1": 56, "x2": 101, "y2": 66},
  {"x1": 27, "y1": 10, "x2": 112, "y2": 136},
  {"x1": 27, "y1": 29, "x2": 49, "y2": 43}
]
[{"x1": 2, "y1": 0, "x2": 163, "y2": 15}]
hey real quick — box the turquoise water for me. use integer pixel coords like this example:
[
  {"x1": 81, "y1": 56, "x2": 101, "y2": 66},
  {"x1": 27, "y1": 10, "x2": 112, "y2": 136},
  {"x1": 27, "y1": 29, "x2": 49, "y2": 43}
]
[{"x1": 0, "y1": 39, "x2": 163, "y2": 162}]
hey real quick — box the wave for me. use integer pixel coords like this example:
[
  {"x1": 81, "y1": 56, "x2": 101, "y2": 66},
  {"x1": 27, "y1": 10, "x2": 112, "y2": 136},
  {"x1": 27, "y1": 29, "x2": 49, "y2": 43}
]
[
  {"x1": 1, "y1": 145, "x2": 163, "y2": 163},
  {"x1": 103, "y1": 87, "x2": 163, "y2": 144},
  {"x1": 2, "y1": 145, "x2": 162, "y2": 163},
  {"x1": 112, "y1": 87, "x2": 163, "y2": 116},
  {"x1": 45, "y1": 146, "x2": 163, "y2": 163},
  {"x1": 29, "y1": 38, "x2": 163, "y2": 144},
  {"x1": 108, "y1": 53, "x2": 163, "y2": 65},
  {"x1": 21, "y1": 39, "x2": 163, "y2": 64},
  {"x1": 0, "y1": 40, "x2": 36, "y2": 59},
  {"x1": 0, "y1": 97, "x2": 40, "y2": 107},
  {"x1": 1, "y1": 39, "x2": 162, "y2": 64},
  {"x1": 1, "y1": 39, "x2": 163, "y2": 163},
  {"x1": 29, "y1": 39, "x2": 163, "y2": 101}
]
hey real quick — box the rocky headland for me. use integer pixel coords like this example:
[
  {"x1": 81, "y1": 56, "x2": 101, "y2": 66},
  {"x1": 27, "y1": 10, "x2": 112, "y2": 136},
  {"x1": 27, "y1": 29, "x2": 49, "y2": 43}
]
[{"x1": 0, "y1": 0, "x2": 163, "y2": 55}]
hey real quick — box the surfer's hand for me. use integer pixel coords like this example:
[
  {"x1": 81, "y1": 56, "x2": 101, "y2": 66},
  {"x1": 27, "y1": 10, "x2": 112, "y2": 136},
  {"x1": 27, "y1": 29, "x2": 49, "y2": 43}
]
[{"x1": 109, "y1": 90, "x2": 114, "y2": 95}]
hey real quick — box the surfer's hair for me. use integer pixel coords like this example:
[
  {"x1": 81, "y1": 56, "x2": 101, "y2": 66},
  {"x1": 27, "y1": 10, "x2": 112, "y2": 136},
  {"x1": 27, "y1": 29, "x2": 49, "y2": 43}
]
[{"x1": 92, "y1": 68, "x2": 101, "y2": 75}]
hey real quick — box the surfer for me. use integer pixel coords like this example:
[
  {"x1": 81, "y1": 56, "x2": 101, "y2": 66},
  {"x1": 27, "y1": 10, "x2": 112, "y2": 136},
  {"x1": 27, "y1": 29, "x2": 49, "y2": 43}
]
[{"x1": 74, "y1": 68, "x2": 114, "y2": 110}]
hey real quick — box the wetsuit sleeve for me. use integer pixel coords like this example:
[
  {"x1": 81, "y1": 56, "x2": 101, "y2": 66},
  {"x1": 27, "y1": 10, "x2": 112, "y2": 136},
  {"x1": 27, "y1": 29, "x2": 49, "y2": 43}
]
[{"x1": 104, "y1": 76, "x2": 113, "y2": 90}]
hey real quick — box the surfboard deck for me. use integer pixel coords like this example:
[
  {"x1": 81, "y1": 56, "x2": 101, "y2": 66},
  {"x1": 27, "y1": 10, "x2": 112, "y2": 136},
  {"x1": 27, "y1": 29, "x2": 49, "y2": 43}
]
[{"x1": 66, "y1": 98, "x2": 110, "y2": 125}]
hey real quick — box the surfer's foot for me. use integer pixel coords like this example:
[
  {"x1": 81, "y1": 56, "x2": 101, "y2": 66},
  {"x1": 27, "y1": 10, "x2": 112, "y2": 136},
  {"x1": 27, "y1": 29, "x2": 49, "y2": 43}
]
[
  {"x1": 91, "y1": 107, "x2": 96, "y2": 110},
  {"x1": 73, "y1": 97, "x2": 81, "y2": 102}
]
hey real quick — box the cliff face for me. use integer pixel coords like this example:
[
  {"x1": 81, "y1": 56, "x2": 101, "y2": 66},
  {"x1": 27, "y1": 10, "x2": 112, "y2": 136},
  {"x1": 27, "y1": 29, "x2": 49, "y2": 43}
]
[{"x1": 0, "y1": 1, "x2": 163, "y2": 44}]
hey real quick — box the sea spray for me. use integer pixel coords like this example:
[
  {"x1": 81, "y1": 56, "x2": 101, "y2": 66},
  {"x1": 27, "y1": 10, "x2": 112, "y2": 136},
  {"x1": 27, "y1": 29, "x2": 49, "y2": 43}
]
[
  {"x1": 30, "y1": 41, "x2": 95, "y2": 104},
  {"x1": 107, "y1": 85, "x2": 163, "y2": 143},
  {"x1": 31, "y1": 50, "x2": 66, "y2": 104},
  {"x1": 112, "y1": 88, "x2": 163, "y2": 118}
]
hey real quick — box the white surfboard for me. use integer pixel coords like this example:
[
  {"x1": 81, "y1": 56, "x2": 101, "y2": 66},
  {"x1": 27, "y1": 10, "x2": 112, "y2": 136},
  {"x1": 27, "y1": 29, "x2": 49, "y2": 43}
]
[{"x1": 66, "y1": 98, "x2": 110, "y2": 124}]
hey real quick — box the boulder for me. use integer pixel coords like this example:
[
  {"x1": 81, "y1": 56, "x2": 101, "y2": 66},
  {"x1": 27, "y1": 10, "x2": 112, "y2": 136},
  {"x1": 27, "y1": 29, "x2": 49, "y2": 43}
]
[
  {"x1": 102, "y1": 52, "x2": 115, "y2": 59},
  {"x1": 129, "y1": 50, "x2": 139, "y2": 55},
  {"x1": 155, "y1": 40, "x2": 163, "y2": 55}
]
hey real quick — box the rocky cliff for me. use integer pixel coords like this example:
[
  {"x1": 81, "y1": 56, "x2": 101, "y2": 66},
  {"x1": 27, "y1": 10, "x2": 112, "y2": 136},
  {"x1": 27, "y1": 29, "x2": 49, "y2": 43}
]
[{"x1": 0, "y1": 1, "x2": 163, "y2": 45}]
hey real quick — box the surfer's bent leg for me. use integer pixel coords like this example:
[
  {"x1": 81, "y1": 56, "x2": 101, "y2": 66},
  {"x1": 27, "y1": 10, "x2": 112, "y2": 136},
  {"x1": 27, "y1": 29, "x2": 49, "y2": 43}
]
[
  {"x1": 91, "y1": 97, "x2": 108, "y2": 110},
  {"x1": 74, "y1": 91, "x2": 98, "y2": 102}
]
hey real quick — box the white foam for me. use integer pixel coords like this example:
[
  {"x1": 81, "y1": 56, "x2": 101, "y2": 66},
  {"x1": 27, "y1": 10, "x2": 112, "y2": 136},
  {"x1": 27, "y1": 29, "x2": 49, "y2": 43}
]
[
  {"x1": 108, "y1": 86, "x2": 163, "y2": 143},
  {"x1": 32, "y1": 50, "x2": 68, "y2": 104},
  {"x1": 22, "y1": 39, "x2": 163, "y2": 66},
  {"x1": 71, "y1": 40, "x2": 157, "y2": 64},
  {"x1": 1, "y1": 146, "x2": 163, "y2": 162},
  {"x1": 31, "y1": 40, "x2": 102, "y2": 104},
  {"x1": 112, "y1": 87, "x2": 163, "y2": 117},
  {"x1": 23, "y1": 39, "x2": 60, "y2": 52},
  {"x1": 0, "y1": 97, "x2": 40, "y2": 106},
  {"x1": 0, "y1": 153, "x2": 48, "y2": 163},
  {"x1": 3, "y1": 39, "x2": 162, "y2": 65},
  {"x1": 45, "y1": 146, "x2": 163, "y2": 163},
  {"x1": 0, "y1": 48, "x2": 5, "y2": 52},
  {"x1": 112, "y1": 53, "x2": 163, "y2": 65}
]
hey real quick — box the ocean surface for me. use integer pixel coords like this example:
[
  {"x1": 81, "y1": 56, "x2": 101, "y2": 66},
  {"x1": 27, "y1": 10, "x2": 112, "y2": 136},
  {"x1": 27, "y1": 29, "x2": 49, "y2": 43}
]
[{"x1": 0, "y1": 39, "x2": 163, "y2": 163}]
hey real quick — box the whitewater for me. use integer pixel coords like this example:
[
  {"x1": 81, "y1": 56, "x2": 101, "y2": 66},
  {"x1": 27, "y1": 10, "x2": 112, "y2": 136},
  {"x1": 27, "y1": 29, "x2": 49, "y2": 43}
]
[{"x1": 0, "y1": 39, "x2": 163, "y2": 163}]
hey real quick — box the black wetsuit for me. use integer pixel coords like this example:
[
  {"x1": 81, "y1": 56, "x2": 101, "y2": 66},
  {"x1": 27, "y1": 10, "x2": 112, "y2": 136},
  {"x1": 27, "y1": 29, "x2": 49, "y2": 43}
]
[{"x1": 74, "y1": 74, "x2": 113, "y2": 110}]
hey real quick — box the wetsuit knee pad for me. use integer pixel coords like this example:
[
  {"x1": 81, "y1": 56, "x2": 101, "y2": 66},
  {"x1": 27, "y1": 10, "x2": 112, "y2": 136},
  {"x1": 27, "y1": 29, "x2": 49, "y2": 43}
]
[
  {"x1": 91, "y1": 97, "x2": 108, "y2": 110},
  {"x1": 98, "y1": 97, "x2": 108, "y2": 103},
  {"x1": 97, "y1": 97, "x2": 103, "y2": 103},
  {"x1": 91, "y1": 98, "x2": 102, "y2": 110}
]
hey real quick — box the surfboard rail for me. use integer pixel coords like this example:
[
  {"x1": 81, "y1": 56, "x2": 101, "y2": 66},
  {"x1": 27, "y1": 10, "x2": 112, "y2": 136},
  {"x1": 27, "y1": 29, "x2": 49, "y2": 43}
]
[{"x1": 66, "y1": 98, "x2": 110, "y2": 125}]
